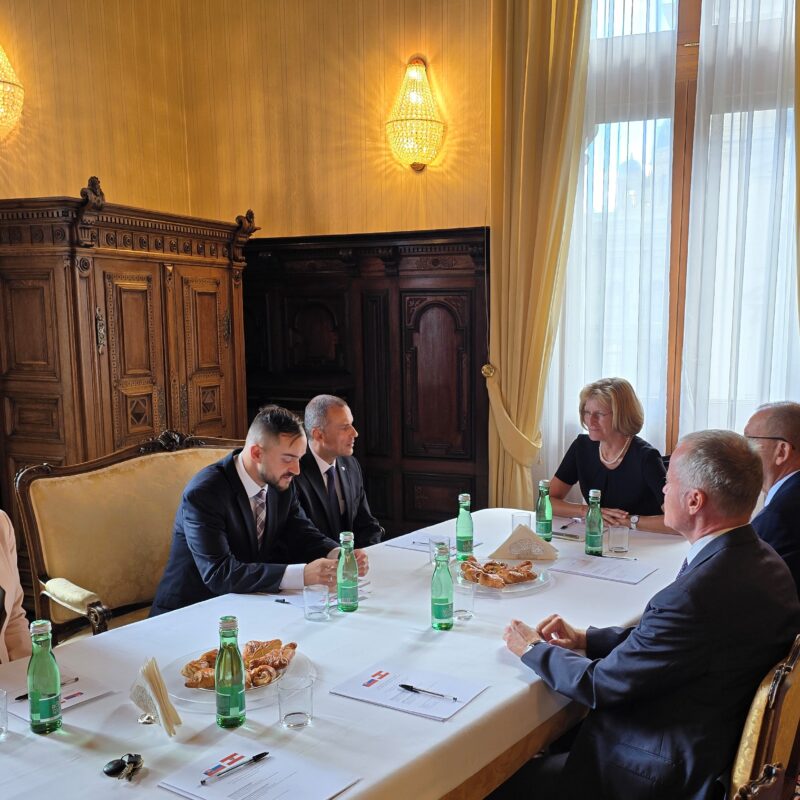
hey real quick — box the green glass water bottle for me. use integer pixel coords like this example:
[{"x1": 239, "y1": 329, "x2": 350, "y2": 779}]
[
  {"x1": 431, "y1": 544, "x2": 454, "y2": 630},
  {"x1": 535, "y1": 480, "x2": 553, "y2": 541},
  {"x1": 337, "y1": 531, "x2": 359, "y2": 612},
  {"x1": 456, "y1": 493, "x2": 474, "y2": 561},
  {"x1": 27, "y1": 619, "x2": 62, "y2": 734},
  {"x1": 585, "y1": 489, "x2": 604, "y2": 557},
  {"x1": 215, "y1": 615, "x2": 246, "y2": 728}
]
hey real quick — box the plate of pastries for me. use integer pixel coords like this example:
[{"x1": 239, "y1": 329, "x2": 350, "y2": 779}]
[
  {"x1": 459, "y1": 556, "x2": 551, "y2": 594},
  {"x1": 166, "y1": 638, "x2": 312, "y2": 710}
]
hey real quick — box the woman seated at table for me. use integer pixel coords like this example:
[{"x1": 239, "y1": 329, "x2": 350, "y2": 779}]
[
  {"x1": 1, "y1": 510, "x2": 32, "y2": 663},
  {"x1": 548, "y1": 377, "x2": 674, "y2": 534}
]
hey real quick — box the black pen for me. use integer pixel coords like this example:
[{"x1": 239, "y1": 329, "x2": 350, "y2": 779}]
[
  {"x1": 560, "y1": 517, "x2": 582, "y2": 531},
  {"x1": 274, "y1": 598, "x2": 290, "y2": 604},
  {"x1": 399, "y1": 683, "x2": 459, "y2": 702},
  {"x1": 200, "y1": 752, "x2": 269, "y2": 785}
]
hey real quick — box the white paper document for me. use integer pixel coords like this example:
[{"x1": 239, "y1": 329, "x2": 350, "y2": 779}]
[
  {"x1": 159, "y1": 736, "x2": 359, "y2": 800},
  {"x1": 330, "y1": 661, "x2": 488, "y2": 721},
  {"x1": 385, "y1": 531, "x2": 483, "y2": 553},
  {"x1": 7, "y1": 673, "x2": 113, "y2": 721},
  {"x1": 549, "y1": 556, "x2": 657, "y2": 585}
]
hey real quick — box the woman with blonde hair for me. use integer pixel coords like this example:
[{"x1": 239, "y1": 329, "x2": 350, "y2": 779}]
[{"x1": 549, "y1": 378, "x2": 673, "y2": 534}]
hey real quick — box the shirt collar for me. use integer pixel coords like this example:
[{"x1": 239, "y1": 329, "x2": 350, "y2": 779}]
[
  {"x1": 686, "y1": 527, "x2": 735, "y2": 565},
  {"x1": 234, "y1": 452, "x2": 265, "y2": 499},
  {"x1": 310, "y1": 447, "x2": 336, "y2": 476},
  {"x1": 765, "y1": 469, "x2": 800, "y2": 506}
]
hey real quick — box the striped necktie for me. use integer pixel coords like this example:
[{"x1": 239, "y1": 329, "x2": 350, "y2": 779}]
[
  {"x1": 254, "y1": 487, "x2": 267, "y2": 543},
  {"x1": 676, "y1": 558, "x2": 689, "y2": 579}
]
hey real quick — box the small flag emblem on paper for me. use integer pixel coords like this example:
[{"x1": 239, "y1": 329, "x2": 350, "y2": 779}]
[
  {"x1": 204, "y1": 752, "x2": 246, "y2": 777},
  {"x1": 362, "y1": 670, "x2": 390, "y2": 687}
]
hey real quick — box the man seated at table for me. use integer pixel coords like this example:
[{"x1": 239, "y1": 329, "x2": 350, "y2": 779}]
[
  {"x1": 744, "y1": 401, "x2": 800, "y2": 597},
  {"x1": 0, "y1": 510, "x2": 32, "y2": 663},
  {"x1": 151, "y1": 404, "x2": 369, "y2": 616},
  {"x1": 294, "y1": 394, "x2": 384, "y2": 549},
  {"x1": 499, "y1": 430, "x2": 800, "y2": 800}
]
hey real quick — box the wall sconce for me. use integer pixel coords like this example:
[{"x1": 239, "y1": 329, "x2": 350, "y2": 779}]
[
  {"x1": 386, "y1": 57, "x2": 445, "y2": 171},
  {"x1": 0, "y1": 45, "x2": 23, "y2": 142}
]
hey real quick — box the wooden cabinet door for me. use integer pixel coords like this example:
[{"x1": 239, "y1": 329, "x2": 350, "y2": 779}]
[
  {"x1": 95, "y1": 261, "x2": 168, "y2": 450},
  {"x1": 168, "y1": 265, "x2": 235, "y2": 437}
]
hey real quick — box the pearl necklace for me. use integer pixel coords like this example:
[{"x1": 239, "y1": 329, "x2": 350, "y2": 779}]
[{"x1": 599, "y1": 436, "x2": 632, "y2": 467}]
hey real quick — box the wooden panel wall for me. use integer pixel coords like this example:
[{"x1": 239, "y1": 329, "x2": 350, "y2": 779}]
[{"x1": 0, "y1": 0, "x2": 490, "y2": 236}]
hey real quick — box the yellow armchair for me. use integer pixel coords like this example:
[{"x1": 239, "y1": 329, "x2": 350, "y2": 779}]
[{"x1": 15, "y1": 430, "x2": 241, "y2": 643}]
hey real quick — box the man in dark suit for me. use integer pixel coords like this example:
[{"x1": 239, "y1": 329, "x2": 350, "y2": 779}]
[
  {"x1": 499, "y1": 430, "x2": 800, "y2": 800},
  {"x1": 151, "y1": 405, "x2": 369, "y2": 616},
  {"x1": 745, "y1": 401, "x2": 800, "y2": 597},
  {"x1": 294, "y1": 395, "x2": 384, "y2": 549}
]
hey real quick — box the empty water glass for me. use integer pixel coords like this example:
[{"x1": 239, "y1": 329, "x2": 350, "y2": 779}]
[
  {"x1": 278, "y1": 675, "x2": 314, "y2": 728},
  {"x1": 608, "y1": 525, "x2": 630, "y2": 553},
  {"x1": 303, "y1": 584, "x2": 330, "y2": 622}
]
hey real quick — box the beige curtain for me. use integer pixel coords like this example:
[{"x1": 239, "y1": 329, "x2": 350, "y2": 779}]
[{"x1": 486, "y1": 0, "x2": 590, "y2": 508}]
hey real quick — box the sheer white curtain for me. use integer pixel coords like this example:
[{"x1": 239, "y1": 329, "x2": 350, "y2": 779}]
[
  {"x1": 680, "y1": 0, "x2": 798, "y2": 434},
  {"x1": 534, "y1": 0, "x2": 677, "y2": 487}
]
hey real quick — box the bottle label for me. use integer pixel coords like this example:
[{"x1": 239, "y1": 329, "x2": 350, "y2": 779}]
[{"x1": 37, "y1": 694, "x2": 62, "y2": 722}]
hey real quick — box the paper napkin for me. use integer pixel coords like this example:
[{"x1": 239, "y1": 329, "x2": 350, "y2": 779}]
[
  {"x1": 489, "y1": 524, "x2": 559, "y2": 561},
  {"x1": 130, "y1": 657, "x2": 182, "y2": 737}
]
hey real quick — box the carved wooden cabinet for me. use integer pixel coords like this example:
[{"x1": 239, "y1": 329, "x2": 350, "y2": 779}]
[
  {"x1": 243, "y1": 227, "x2": 489, "y2": 536},
  {"x1": 0, "y1": 180, "x2": 254, "y2": 592}
]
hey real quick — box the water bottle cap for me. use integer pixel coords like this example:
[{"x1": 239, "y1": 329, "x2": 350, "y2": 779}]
[
  {"x1": 218, "y1": 615, "x2": 238, "y2": 632},
  {"x1": 339, "y1": 531, "x2": 354, "y2": 544},
  {"x1": 30, "y1": 619, "x2": 51, "y2": 635},
  {"x1": 458, "y1": 493, "x2": 471, "y2": 503},
  {"x1": 539, "y1": 479, "x2": 550, "y2": 488},
  {"x1": 589, "y1": 489, "x2": 601, "y2": 499}
]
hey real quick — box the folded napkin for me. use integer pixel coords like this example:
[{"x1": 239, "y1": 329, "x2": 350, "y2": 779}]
[
  {"x1": 130, "y1": 657, "x2": 182, "y2": 737},
  {"x1": 489, "y1": 524, "x2": 559, "y2": 561}
]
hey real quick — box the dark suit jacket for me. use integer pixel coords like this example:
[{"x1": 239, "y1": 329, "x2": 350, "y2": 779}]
[
  {"x1": 752, "y1": 471, "x2": 800, "y2": 598},
  {"x1": 523, "y1": 525, "x2": 800, "y2": 800},
  {"x1": 293, "y1": 450, "x2": 383, "y2": 548},
  {"x1": 150, "y1": 450, "x2": 339, "y2": 615}
]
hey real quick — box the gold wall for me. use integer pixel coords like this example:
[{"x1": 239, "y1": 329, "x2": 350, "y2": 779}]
[{"x1": 0, "y1": 0, "x2": 490, "y2": 235}]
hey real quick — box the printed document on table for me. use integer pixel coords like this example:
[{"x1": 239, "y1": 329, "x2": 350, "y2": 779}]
[
  {"x1": 330, "y1": 661, "x2": 488, "y2": 721},
  {"x1": 549, "y1": 556, "x2": 657, "y2": 585},
  {"x1": 7, "y1": 674, "x2": 113, "y2": 721},
  {"x1": 385, "y1": 531, "x2": 483, "y2": 554},
  {"x1": 159, "y1": 736, "x2": 360, "y2": 800}
]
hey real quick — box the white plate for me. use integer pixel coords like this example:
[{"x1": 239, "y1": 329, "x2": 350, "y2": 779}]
[
  {"x1": 457, "y1": 568, "x2": 552, "y2": 596},
  {"x1": 163, "y1": 648, "x2": 314, "y2": 712}
]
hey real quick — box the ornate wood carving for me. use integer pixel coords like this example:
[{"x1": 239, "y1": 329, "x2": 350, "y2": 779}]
[
  {"x1": 73, "y1": 176, "x2": 105, "y2": 248},
  {"x1": 94, "y1": 306, "x2": 107, "y2": 354},
  {"x1": 243, "y1": 226, "x2": 489, "y2": 537}
]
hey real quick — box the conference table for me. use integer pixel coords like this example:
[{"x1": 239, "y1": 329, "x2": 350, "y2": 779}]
[{"x1": 0, "y1": 508, "x2": 687, "y2": 799}]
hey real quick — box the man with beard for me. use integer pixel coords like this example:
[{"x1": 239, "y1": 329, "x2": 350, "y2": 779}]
[{"x1": 150, "y1": 405, "x2": 369, "y2": 616}]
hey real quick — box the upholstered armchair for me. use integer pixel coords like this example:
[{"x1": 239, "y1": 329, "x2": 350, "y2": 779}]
[
  {"x1": 14, "y1": 430, "x2": 241, "y2": 643},
  {"x1": 731, "y1": 634, "x2": 800, "y2": 800}
]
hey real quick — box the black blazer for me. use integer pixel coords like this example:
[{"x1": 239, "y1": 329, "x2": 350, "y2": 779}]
[
  {"x1": 150, "y1": 450, "x2": 338, "y2": 615},
  {"x1": 293, "y1": 450, "x2": 383, "y2": 549},
  {"x1": 752, "y1": 471, "x2": 800, "y2": 598},
  {"x1": 523, "y1": 525, "x2": 800, "y2": 800}
]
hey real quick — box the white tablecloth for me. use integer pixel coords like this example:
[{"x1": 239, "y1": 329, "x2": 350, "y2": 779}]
[{"x1": 0, "y1": 508, "x2": 687, "y2": 799}]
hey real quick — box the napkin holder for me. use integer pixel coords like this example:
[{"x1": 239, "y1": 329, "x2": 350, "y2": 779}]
[
  {"x1": 130, "y1": 657, "x2": 182, "y2": 737},
  {"x1": 489, "y1": 524, "x2": 559, "y2": 561}
]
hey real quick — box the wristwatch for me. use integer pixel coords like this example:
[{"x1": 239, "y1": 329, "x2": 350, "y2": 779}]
[{"x1": 630, "y1": 515, "x2": 640, "y2": 530}]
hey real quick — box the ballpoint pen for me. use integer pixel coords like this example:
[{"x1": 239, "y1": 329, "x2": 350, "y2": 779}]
[
  {"x1": 559, "y1": 517, "x2": 582, "y2": 531},
  {"x1": 604, "y1": 555, "x2": 638, "y2": 561},
  {"x1": 399, "y1": 683, "x2": 459, "y2": 702},
  {"x1": 200, "y1": 752, "x2": 270, "y2": 785},
  {"x1": 274, "y1": 598, "x2": 290, "y2": 604},
  {"x1": 15, "y1": 676, "x2": 79, "y2": 702},
  {"x1": 552, "y1": 532, "x2": 581, "y2": 541}
]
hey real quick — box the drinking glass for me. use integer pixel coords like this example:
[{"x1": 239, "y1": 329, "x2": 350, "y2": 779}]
[
  {"x1": 608, "y1": 526, "x2": 630, "y2": 553},
  {"x1": 303, "y1": 584, "x2": 330, "y2": 622},
  {"x1": 454, "y1": 580, "x2": 476, "y2": 621},
  {"x1": 278, "y1": 675, "x2": 314, "y2": 728},
  {"x1": 511, "y1": 512, "x2": 532, "y2": 532},
  {"x1": 0, "y1": 689, "x2": 7, "y2": 739}
]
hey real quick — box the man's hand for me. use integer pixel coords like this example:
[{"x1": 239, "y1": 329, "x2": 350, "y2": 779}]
[
  {"x1": 601, "y1": 507, "x2": 629, "y2": 526},
  {"x1": 535, "y1": 614, "x2": 587, "y2": 650},
  {"x1": 354, "y1": 549, "x2": 369, "y2": 576},
  {"x1": 304, "y1": 557, "x2": 338, "y2": 589},
  {"x1": 503, "y1": 619, "x2": 542, "y2": 657}
]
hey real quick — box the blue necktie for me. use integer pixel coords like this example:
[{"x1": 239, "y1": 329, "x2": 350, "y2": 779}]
[{"x1": 676, "y1": 558, "x2": 689, "y2": 579}]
